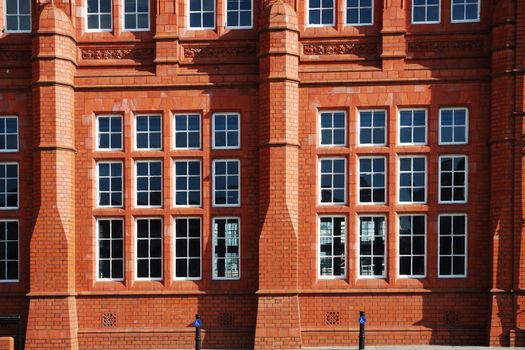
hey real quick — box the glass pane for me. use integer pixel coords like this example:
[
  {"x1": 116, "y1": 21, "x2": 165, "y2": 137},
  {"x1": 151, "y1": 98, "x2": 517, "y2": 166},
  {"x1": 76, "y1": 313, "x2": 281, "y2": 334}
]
[
  {"x1": 100, "y1": 14, "x2": 112, "y2": 29},
  {"x1": 125, "y1": 0, "x2": 136, "y2": 13},
  {"x1": 100, "y1": 0, "x2": 112, "y2": 12},
  {"x1": 175, "y1": 259, "x2": 187, "y2": 277}
]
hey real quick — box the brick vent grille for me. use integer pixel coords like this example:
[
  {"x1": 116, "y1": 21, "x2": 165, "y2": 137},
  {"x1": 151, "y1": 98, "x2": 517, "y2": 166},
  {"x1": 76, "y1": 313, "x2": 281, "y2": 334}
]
[
  {"x1": 325, "y1": 311, "x2": 340, "y2": 325},
  {"x1": 444, "y1": 311, "x2": 459, "y2": 325},
  {"x1": 102, "y1": 313, "x2": 117, "y2": 327},
  {"x1": 219, "y1": 312, "x2": 233, "y2": 326}
]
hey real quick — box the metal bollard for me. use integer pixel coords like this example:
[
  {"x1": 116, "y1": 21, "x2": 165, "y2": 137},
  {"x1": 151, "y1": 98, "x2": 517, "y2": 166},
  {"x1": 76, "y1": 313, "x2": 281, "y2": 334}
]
[
  {"x1": 358, "y1": 311, "x2": 366, "y2": 350},
  {"x1": 193, "y1": 314, "x2": 202, "y2": 350}
]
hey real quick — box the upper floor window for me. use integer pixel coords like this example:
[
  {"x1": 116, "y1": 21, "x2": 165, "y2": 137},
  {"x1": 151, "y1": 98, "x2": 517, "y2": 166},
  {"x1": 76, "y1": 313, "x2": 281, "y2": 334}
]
[
  {"x1": 319, "y1": 216, "x2": 346, "y2": 279},
  {"x1": 174, "y1": 114, "x2": 201, "y2": 149},
  {"x1": 0, "y1": 117, "x2": 18, "y2": 152},
  {"x1": 398, "y1": 156, "x2": 426, "y2": 204},
  {"x1": 359, "y1": 215, "x2": 386, "y2": 278},
  {"x1": 226, "y1": 0, "x2": 252, "y2": 28},
  {"x1": 412, "y1": 0, "x2": 440, "y2": 24},
  {"x1": 451, "y1": 0, "x2": 479, "y2": 22},
  {"x1": 213, "y1": 113, "x2": 240, "y2": 149},
  {"x1": 319, "y1": 158, "x2": 346, "y2": 205},
  {"x1": 358, "y1": 157, "x2": 386, "y2": 204},
  {"x1": 97, "y1": 161, "x2": 123, "y2": 208},
  {"x1": 5, "y1": 0, "x2": 30, "y2": 33},
  {"x1": 189, "y1": 0, "x2": 215, "y2": 29},
  {"x1": 87, "y1": 0, "x2": 112, "y2": 31},
  {"x1": 0, "y1": 163, "x2": 18, "y2": 209},
  {"x1": 97, "y1": 218, "x2": 124, "y2": 281},
  {"x1": 438, "y1": 214, "x2": 467, "y2": 277},
  {"x1": 136, "y1": 160, "x2": 162, "y2": 207},
  {"x1": 319, "y1": 111, "x2": 346, "y2": 147},
  {"x1": 135, "y1": 115, "x2": 162, "y2": 150},
  {"x1": 439, "y1": 155, "x2": 467, "y2": 203},
  {"x1": 308, "y1": 0, "x2": 334, "y2": 26},
  {"x1": 97, "y1": 115, "x2": 122, "y2": 151},
  {"x1": 398, "y1": 215, "x2": 426, "y2": 278},
  {"x1": 124, "y1": 0, "x2": 149, "y2": 31},
  {"x1": 0, "y1": 220, "x2": 18, "y2": 282},
  {"x1": 346, "y1": 0, "x2": 373, "y2": 25},
  {"x1": 399, "y1": 109, "x2": 427, "y2": 145},
  {"x1": 174, "y1": 160, "x2": 201, "y2": 207},
  {"x1": 136, "y1": 218, "x2": 163, "y2": 280},
  {"x1": 213, "y1": 159, "x2": 240, "y2": 207},
  {"x1": 439, "y1": 108, "x2": 468, "y2": 145},
  {"x1": 213, "y1": 217, "x2": 240, "y2": 280},
  {"x1": 359, "y1": 110, "x2": 386, "y2": 146},
  {"x1": 174, "y1": 217, "x2": 201, "y2": 280}
]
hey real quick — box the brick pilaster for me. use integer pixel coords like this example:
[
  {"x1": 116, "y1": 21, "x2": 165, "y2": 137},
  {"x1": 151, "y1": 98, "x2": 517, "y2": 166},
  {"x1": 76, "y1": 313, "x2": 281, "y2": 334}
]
[
  {"x1": 255, "y1": 1, "x2": 302, "y2": 349},
  {"x1": 25, "y1": 4, "x2": 78, "y2": 349},
  {"x1": 154, "y1": 0, "x2": 179, "y2": 77},
  {"x1": 381, "y1": 0, "x2": 406, "y2": 71}
]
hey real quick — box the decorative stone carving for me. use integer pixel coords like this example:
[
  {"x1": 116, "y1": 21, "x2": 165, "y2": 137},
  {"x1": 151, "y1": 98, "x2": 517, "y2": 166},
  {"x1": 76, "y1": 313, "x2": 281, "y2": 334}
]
[
  {"x1": 407, "y1": 40, "x2": 484, "y2": 52},
  {"x1": 183, "y1": 46, "x2": 257, "y2": 58},
  {"x1": 302, "y1": 42, "x2": 377, "y2": 55},
  {"x1": 81, "y1": 48, "x2": 153, "y2": 60}
]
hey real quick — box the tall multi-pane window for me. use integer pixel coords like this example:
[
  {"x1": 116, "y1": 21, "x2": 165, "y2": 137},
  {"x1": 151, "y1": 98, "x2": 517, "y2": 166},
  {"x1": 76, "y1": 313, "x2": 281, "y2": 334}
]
[
  {"x1": 174, "y1": 114, "x2": 201, "y2": 149},
  {"x1": 439, "y1": 155, "x2": 467, "y2": 203},
  {"x1": 87, "y1": 0, "x2": 112, "y2": 31},
  {"x1": 358, "y1": 157, "x2": 386, "y2": 204},
  {"x1": 212, "y1": 113, "x2": 240, "y2": 149},
  {"x1": 438, "y1": 214, "x2": 467, "y2": 277},
  {"x1": 0, "y1": 220, "x2": 18, "y2": 282},
  {"x1": 136, "y1": 218, "x2": 163, "y2": 280},
  {"x1": 319, "y1": 158, "x2": 346, "y2": 204},
  {"x1": 226, "y1": 0, "x2": 252, "y2": 28},
  {"x1": 319, "y1": 111, "x2": 346, "y2": 146},
  {"x1": 124, "y1": 0, "x2": 149, "y2": 30},
  {"x1": 398, "y1": 215, "x2": 426, "y2": 277},
  {"x1": 451, "y1": 0, "x2": 479, "y2": 22},
  {"x1": 0, "y1": 163, "x2": 18, "y2": 209},
  {"x1": 174, "y1": 160, "x2": 201, "y2": 207},
  {"x1": 136, "y1": 161, "x2": 162, "y2": 207},
  {"x1": 5, "y1": 0, "x2": 30, "y2": 32},
  {"x1": 188, "y1": 0, "x2": 215, "y2": 29},
  {"x1": 135, "y1": 115, "x2": 162, "y2": 150},
  {"x1": 412, "y1": 0, "x2": 440, "y2": 23},
  {"x1": 213, "y1": 217, "x2": 240, "y2": 280},
  {"x1": 97, "y1": 219, "x2": 124, "y2": 280},
  {"x1": 359, "y1": 110, "x2": 386, "y2": 146},
  {"x1": 346, "y1": 0, "x2": 373, "y2": 25},
  {"x1": 399, "y1": 109, "x2": 427, "y2": 144},
  {"x1": 359, "y1": 216, "x2": 386, "y2": 278},
  {"x1": 0, "y1": 117, "x2": 18, "y2": 152},
  {"x1": 398, "y1": 156, "x2": 426, "y2": 203},
  {"x1": 319, "y1": 216, "x2": 346, "y2": 278},
  {"x1": 308, "y1": 0, "x2": 334, "y2": 26},
  {"x1": 213, "y1": 160, "x2": 240, "y2": 207},
  {"x1": 97, "y1": 115, "x2": 122, "y2": 150},
  {"x1": 97, "y1": 162, "x2": 123, "y2": 207},
  {"x1": 174, "y1": 218, "x2": 201, "y2": 280},
  {"x1": 439, "y1": 108, "x2": 468, "y2": 144}
]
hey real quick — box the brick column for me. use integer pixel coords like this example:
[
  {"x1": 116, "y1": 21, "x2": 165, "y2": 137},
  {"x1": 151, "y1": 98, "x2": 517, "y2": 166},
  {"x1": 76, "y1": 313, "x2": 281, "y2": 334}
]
[
  {"x1": 255, "y1": 1, "x2": 302, "y2": 349},
  {"x1": 25, "y1": 4, "x2": 78, "y2": 350},
  {"x1": 488, "y1": 0, "x2": 517, "y2": 346},
  {"x1": 380, "y1": 0, "x2": 406, "y2": 71},
  {"x1": 154, "y1": 0, "x2": 179, "y2": 77}
]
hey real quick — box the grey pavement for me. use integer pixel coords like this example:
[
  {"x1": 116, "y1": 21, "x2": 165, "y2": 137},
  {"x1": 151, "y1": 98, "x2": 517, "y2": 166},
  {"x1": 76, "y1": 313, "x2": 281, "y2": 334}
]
[{"x1": 304, "y1": 346, "x2": 525, "y2": 350}]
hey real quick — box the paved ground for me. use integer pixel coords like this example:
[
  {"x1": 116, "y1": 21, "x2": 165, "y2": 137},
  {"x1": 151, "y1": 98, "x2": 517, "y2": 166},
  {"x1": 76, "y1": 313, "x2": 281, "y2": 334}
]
[{"x1": 305, "y1": 347, "x2": 525, "y2": 350}]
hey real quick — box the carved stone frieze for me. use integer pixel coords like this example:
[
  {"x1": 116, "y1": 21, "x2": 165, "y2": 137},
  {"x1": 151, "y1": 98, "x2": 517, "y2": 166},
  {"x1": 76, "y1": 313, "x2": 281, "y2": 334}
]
[
  {"x1": 81, "y1": 48, "x2": 153, "y2": 60},
  {"x1": 302, "y1": 42, "x2": 377, "y2": 56},
  {"x1": 183, "y1": 46, "x2": 257, "y2": 58},
  {"x1": 407, "y1": 40, "x2": 484, "y2": 52}
]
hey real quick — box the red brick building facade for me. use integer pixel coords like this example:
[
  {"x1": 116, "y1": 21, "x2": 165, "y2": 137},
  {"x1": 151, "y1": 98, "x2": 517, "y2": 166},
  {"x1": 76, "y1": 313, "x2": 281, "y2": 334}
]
[{"x1": 0, "y1": 0, "x2": 524, "y2": 349}]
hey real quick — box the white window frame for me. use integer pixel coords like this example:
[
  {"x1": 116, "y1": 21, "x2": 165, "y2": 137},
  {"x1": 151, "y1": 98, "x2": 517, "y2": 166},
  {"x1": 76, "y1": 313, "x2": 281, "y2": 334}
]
[
  {"x1": 96, "y1": 218, "x2": 124, "y2": 282},
  {"x1": 345, "y1": 0, "x2": 374, "y2": 26},
  {"x1": 357, "y1": 156, "x2": 387, "y2": 205},
  {"x1": 187, "y1": 0, "x2": 216, "y2": 30},
  {"x1": 212, "y1": 112, "x2": 240, "y2": 149},
  {"x1": 307, "y1": 0, "x2": 336, "y2": 27},
  {"x1": 438, "y1": 108, "x2": 469, "y2": 145},
  {"x1": 0, "y1": 219, "x2": 19, "y2": 283},
  {"x1": 398, "y1": 156, "x2": 427, "y2": 204},
  {"x1": 212, "y1": 159, "x2": 241, "y2": 207},
  {"x1": 318, "y1": 157, "x2": 347, "y2": 205},
  {"x1": 411, "y1": 0, "x2": 441, "y2": 24},
  {"x1": 450, "y1": 0, "x2": 480, "y2": 23},
  {"x1": 438, "y1": 213, "x2": 467, "y2": 278},
  {"x1": 173, "y1": 217, "x2": 202, "y2": 281},
  {"x1": 85, "y1": 0, "x2": 113, "y2": 32},
  {"x1": 174, "y1": 159, "x2": 202, "y2": 208},
  {"x1": 122, "y1": 0, "x2": 150, "y2": 31},
  {"x1": 224, "y1": 0, "x2": 253, "y2": 29},
  {"x1": 318, "y1": 215, "x2": 347, "y2": 280},
  {"x1": 212, "y1": 217, "x2": 241, "y2": 280},
  {"x1": 0, "y1": 162, "x2": 18, "y2": 210},
  {"x1": 358, "y1": 109, "x2": 387, "y2": 146},
  {"x1": 96, "y1": 161, "x2": 124, "y2": 208},
  {"x1": 398, "y1": 109, "x2": 427, "y2": 145},
  {"x1": 135, "y1": 160, "x2": 163, "y2": 208},
  {"x1": 4, "y1": 0, "x2": 31, "y2": 33},
  {"x1": 318, "y1": 110, "x2": 347, "y2": 147},
  {"x1": 397, "y1": 214, "x2": 426, "y2": 278},
  {"x1": 96, "y1": 115, "x2": 123, "y2": 151},
  {"x1": 0, "y1": 116, "x2": 18, "y2": 152},
  {"x1": 357, "y1": 215, "x2": 387, "y2": 279},
  {"x1": 135, "y1": 217, "x2": 163, "y2": 281},
  {"x1": 173, "y1": 113, "x2": 201, "y2": 150},
  {"x1": 438, "y1": 155, "x2": 468, "y2": 204},
  {"x1": 134, "y1": 114, "x2": 162, "y2": 151}
]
